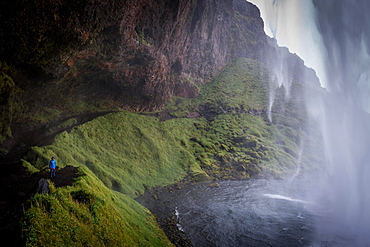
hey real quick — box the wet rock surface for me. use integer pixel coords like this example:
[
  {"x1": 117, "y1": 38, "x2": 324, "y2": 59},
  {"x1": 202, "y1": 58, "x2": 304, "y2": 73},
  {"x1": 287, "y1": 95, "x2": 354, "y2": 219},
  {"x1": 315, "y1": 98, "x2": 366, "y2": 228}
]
[
  {"x1": 136, "y1": 182, "x2": 223, "y2": 246},
  {"x1": 136, "y1": 183, "x2": 195, "y2": 247}
]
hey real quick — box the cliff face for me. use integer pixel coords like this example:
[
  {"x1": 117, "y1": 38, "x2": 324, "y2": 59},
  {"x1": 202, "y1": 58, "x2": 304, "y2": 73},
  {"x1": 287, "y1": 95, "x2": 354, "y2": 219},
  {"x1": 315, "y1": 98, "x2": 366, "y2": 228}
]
[
  {"x1": 117, "y1": 0, "x2": 268, "y2": 110},
  {"x1": 0, "y1": 0, "x2": 267, "y2": 114},
  {"x1": 0, "y1": 0, "x2": 320, "y2": 148},
  {"x1": 0, "y1": 2, "x2": 325, "y2": 245}
]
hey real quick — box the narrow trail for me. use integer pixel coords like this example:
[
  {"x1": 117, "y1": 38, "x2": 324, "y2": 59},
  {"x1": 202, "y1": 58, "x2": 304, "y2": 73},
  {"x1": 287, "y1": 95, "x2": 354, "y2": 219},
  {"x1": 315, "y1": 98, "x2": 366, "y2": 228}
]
[
  {"x1": 1, "y1": 111, "x2": 114, "y2": 164},
  {"x1": 0, "y1": 111, "x2": 109, "y2": 246},
  {"x1": 0, "y1": 165, "x2": 80, "y2": 246}
]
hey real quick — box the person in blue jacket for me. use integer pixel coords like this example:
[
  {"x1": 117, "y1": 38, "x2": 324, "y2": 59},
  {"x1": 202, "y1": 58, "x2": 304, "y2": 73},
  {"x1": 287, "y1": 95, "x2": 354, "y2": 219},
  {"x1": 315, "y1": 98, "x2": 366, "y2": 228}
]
[{"x1": 49, "y1": 157, "x2": 57, "y2": 178}]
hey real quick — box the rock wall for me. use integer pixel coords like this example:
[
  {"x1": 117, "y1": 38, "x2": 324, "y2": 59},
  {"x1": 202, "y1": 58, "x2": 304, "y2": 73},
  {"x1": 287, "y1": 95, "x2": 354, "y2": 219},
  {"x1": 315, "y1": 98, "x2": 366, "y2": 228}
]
[{"x1": 0, "y1": 0, "x2": 267, "y2": 112}]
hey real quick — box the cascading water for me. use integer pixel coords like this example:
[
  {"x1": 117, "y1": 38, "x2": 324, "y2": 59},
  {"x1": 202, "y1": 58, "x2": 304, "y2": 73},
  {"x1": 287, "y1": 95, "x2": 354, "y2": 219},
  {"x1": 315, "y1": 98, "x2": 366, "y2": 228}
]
[
  {"x1": 139, "y1": 2, "x2": 370, "y2": 246},
  {"x1": 249, "y1": 0, "x2": 370, "y2": 245}
]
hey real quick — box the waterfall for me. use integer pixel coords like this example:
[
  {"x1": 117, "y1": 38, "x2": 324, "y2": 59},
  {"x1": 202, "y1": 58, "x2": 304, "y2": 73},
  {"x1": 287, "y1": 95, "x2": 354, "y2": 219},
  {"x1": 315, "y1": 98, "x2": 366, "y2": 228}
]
[
  {"x1": 249, "y1": 0, "x2": 370, "y2": 245},
  {"x1": 249, "y1": 0, "x2": 328, "y2": 88}
]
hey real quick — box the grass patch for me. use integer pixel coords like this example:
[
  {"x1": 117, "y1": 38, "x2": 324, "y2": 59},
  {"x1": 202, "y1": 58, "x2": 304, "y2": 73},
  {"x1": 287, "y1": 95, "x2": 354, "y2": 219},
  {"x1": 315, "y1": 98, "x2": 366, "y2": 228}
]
[
  {"x1": 24, "y1": 58, "x2": 325, "y2": 189},
  {"x1": 161, "y1": 58, "x2": 325, "y2": 178},
  {"x1": 22, "y1": 166, "x2": 173, "y2": 247},
  {"x1": 24, "y1": 111, "x2": 203, "y2": 196},
  {"x1": 167, "y1": 58, "x2": 269, "y2": 118}
]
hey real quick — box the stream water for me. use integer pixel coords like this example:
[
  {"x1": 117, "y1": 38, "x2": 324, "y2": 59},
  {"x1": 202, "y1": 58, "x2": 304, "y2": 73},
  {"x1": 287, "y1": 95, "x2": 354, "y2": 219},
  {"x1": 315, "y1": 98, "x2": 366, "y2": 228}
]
[{"x1": 161, "y1": 177, "x2": 358, "y2": 247}]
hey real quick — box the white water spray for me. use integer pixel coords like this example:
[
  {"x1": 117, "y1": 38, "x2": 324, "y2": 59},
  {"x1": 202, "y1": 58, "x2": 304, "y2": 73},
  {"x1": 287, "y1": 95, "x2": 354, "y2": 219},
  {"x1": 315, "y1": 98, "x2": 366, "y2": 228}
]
[
  {"x1": 249, "y1": 0, "x2": 370, "y2": 245},
  {"x1": 263, "y1": 193, "x2": 311, "y2": 204},
  {"x1": 265, "y1": 50, "x2": 294, "y2": 122}
]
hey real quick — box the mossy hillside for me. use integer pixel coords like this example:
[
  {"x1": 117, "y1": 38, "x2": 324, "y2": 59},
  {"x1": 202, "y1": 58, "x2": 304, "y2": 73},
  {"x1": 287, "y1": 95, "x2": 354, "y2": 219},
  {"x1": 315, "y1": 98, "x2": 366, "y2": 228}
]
[
  {"x1": 20, "y1": 57, "x2": 325, "y2": 246},
  {"x1": 198, "y1": 58, "x2": 269, "y2": 110},
  {"x1": 167, "y1": 58, "x2": 269, "y2": 118},
  {"x1": 267, "y1": 72, "x2": 326, "y2": 173},
  {"x1": 25, "y1": 111, "x2": 206, "y2": 197},
  {"x1": 23, "y1": 166, "x2": 173, "y2": 247},
  {"x1": 165, "y1": 58, "x2": 323, "y2": 178},
  {"x1": 188, "y1": 113, "x2": 307, "y2": 180},
  {"x1": 24, "y1": 58, "x2": 324, "y2": 186}
]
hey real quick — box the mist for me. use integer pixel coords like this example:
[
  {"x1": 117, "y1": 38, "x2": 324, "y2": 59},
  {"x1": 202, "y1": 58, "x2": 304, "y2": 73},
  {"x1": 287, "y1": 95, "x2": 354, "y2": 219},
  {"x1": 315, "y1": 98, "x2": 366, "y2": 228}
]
[{"x1": 249, "y1": 0, "x2": 370, "y2": 245}]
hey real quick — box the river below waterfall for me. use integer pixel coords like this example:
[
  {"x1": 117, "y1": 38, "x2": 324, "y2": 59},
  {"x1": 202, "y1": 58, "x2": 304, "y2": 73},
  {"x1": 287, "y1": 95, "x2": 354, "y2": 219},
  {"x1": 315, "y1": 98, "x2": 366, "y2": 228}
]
[{"x1": 137, "y1": 176, "x2": 358, "y2": 247}]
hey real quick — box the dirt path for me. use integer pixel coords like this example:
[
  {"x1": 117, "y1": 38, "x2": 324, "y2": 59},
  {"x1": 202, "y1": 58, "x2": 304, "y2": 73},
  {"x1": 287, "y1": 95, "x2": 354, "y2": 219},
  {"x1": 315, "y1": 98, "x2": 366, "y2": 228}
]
[
  {"x1": 0, "y1": 110, "x2": 112, "y2": 246},
  {"x1": 0, "y1": 165, "x2": 80, "y2": 246},
  {"x1": 0, "y1": 110, "x2": 179, "y2": 246},
  {"x1": 1, "y1": 111, "x2": 114, "y2": 164}
]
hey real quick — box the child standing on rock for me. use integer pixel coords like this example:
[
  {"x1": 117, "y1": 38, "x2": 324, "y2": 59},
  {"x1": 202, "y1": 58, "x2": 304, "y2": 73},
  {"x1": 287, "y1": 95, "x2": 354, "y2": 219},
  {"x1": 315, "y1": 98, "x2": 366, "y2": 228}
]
[{"x1": 49, "y1": 157, "x2": 57, "y2": 178}]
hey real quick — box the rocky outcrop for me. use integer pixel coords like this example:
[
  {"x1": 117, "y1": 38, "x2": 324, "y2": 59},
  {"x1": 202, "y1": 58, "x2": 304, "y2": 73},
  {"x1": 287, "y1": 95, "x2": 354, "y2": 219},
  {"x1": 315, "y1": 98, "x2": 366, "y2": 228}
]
[
  {"x1": 36, "y1": 178, "x2": 49, "y2": 194},
  {"x1": 0, "y1": 0, "x2": 267, "y2": 113},
  {"x1": 95, "y1": 0, "x2": 268, "y2": 110}
]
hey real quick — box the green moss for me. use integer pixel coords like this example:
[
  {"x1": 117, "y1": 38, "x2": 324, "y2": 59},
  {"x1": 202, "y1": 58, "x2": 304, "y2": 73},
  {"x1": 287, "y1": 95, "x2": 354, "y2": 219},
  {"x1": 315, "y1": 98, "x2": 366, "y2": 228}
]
[
  {"x1": 161, "y1": 58, "x2": 324, "y2": 178},
  {"x1": 22, "y1": 167, "x2": 173, "y2": 247},
  {"x1": 60, "y1": 118, "x2": 78, "y2": 128},
  {"x1": 24, "y1": 111, "x2": 204, "y2": 196},
  {"x1": 166, "y1": 58, "x2": 269, "y2": 118},
  {"x1": 20, "y1": 57, "x2": 326, "y2": 245},
  {"x1": 24, "y1": 148, "x2": 55, "y2": 171},
  {"x1": 21, "y1": 159, "x2": 39, "y2": 175}
]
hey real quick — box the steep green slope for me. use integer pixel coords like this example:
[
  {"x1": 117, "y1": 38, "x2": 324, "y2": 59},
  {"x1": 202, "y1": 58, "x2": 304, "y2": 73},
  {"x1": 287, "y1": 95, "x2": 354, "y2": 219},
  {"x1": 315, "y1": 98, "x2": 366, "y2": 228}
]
[
  {"x1": 0, "y1": 0, "x2": 268, "y2": 137},
  {"x1": 25, "y1": 112, "x2": 207, "y2": 197},
  {"x1": 25, "y1": 58, "x2": 324, "y2": 187},
  {"x1": 21, "y1": 58, "x2": 325, "y2": 245},
  {"x1": 166, "y1": 58, "x2": 269, "y2": 118},
  {"x1": 23, "y1": 167, "x2": 173, "y2": 247},
  {"x1": 164, "y1": 58, "x2": 324, "y2": 178}
]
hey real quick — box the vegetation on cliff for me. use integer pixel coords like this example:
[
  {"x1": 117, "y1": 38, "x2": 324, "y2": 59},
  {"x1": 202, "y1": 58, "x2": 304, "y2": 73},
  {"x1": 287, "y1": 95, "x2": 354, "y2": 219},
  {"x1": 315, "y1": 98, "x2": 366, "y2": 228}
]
[
  {"x1": 19, "y1": 57, "x2": 325, "y2": 245},
  {"x1": 23, "y1": 167, "x2": 173, "y2": 247},
  {"x1": 164, "y1": 58, "x2": 324, "y2": 178},
  {"x1": 25, "y1": 112, "x2": 202, "y2": 197},
  {"x1": 0, "y1": 0, "x2": 268, "y2": 140},
  {"x1": 0, "y1": 0, "x2": 326, "y2": 245},
  {"x1": 0, "y1": 52, "x2": 324, "y2": 246},
  {"x1": 24, "y1": 58, "x2": 324, "y2": 189}
]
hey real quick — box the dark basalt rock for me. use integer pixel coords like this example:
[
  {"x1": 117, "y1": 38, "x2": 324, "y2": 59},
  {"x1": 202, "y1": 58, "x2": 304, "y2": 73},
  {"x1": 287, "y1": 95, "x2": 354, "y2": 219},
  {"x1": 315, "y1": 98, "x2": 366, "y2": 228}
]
[
  {"x1": 0, "y1": 0, "x2": 267, "y2": 113},
  {"x1": 36, "y1": 178, "x2": 49, "y2": 194}
]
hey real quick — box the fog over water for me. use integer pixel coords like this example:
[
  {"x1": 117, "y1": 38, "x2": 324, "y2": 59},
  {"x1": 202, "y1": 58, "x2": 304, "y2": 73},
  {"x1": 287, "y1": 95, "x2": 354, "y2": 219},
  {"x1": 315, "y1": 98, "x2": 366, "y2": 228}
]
[
  {"x1": 143, "y1": 2, "x2": 370, "y2": 246},
  {"x1": 249, "y1": 0, "x2": 370, "y2": 245}
]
